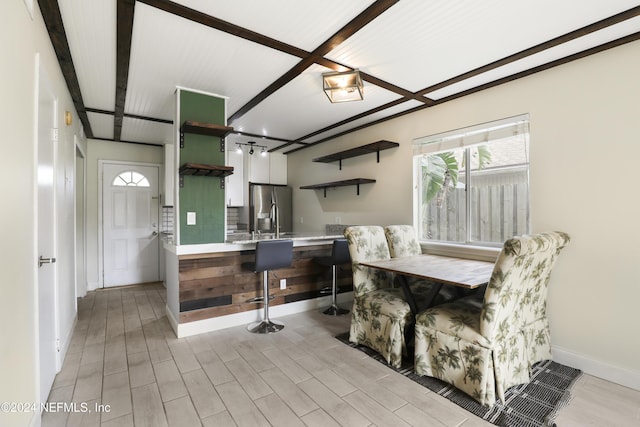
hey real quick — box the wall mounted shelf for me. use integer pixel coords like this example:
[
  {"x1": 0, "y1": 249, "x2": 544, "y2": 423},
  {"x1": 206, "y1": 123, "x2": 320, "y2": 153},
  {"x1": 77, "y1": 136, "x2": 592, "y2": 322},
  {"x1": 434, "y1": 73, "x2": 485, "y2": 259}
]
[
  {"x1": 313, "y1": 140, "x2": 399, "y2": 170},
  {"x1": 179, "y1": 163, "x2": 234, "y2": 189},
  {"x1": 300, "y1": 178, "x2": 376, "y2": 197},
  {"x1": 179, "y1": 120, "x2": 233, "y2": 149}
]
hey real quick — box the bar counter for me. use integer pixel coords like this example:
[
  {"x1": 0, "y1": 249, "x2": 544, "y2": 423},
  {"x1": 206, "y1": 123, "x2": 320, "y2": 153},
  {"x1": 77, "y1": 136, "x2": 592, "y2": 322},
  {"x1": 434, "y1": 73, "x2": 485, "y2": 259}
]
[{"x1": 163, "y1": 235, "x2": 352, "y2": 337}]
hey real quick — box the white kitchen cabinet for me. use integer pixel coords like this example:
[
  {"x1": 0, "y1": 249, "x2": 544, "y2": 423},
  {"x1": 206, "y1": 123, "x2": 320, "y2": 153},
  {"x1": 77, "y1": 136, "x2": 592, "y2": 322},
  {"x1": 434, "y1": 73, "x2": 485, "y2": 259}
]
[
  {"x1": 248, "y1": 153, "x2": 270, "y2": 183},
  {"x1": 269, "y1": 152, "x2": 287, "y2": 185},
  {"x1": 226, "y1": 149, "x2": 244, "y2": 206}
]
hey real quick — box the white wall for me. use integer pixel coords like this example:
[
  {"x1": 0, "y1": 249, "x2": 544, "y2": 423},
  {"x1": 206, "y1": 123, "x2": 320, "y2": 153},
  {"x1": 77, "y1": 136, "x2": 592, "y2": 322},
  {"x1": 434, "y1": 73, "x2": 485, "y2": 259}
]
[
  {"x1": 0, "y1": 2, "x2": 87, "y2": 426},
  {"x1": 288, "y1": 41, "x2": 640, "y2": 389},
  {"x1": 86, "y1": 139, "x2": 163, "y2": 289}
]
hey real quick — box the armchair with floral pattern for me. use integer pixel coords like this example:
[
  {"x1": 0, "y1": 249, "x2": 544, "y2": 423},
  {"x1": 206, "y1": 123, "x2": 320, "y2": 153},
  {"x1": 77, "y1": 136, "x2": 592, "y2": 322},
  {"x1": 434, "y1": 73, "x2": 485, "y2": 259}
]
[
  {"x1": 384, "y1": 225, "x2": 460, "y2": 307},
  {"x1": 414, "y1": 231, "x2": 570, "y2": 406},
  {"x1": 344, "y1": 225, "x2": 412, "y2": 368}
]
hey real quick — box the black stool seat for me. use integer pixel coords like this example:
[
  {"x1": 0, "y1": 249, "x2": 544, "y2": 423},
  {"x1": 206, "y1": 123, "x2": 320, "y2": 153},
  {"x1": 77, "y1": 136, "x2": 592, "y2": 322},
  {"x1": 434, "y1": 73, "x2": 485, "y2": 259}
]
[
  {"x1": 246, "y1": 239, "x2": 293, "y2": 333},
  {"x1": 313, "y1": 239, "x2": 350, "y2": 316}
]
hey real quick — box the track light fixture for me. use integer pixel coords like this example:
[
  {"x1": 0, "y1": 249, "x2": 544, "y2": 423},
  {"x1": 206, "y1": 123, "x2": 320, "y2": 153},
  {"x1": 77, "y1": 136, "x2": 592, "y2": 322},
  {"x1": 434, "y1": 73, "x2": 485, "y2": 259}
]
[{"x1": 235, "y1": 141, "x2": 268, "y2": 156}]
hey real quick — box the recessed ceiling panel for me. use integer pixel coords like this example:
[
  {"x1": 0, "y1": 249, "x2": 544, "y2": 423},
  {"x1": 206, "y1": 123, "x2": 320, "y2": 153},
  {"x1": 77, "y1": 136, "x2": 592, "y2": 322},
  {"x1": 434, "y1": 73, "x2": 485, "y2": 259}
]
[
  {"x1": 301, "y1": 99, "x2": 424, "y2": 145},
  {"x1": 325, "y1": 0, "x2": 640, "y2": 92},
  {"x1": 174, "y1": 0, "x2": 376, "y2": 51},
  {"x1": 232, "y1": 64, "x2": 403, "y2": 141},
  {"x1": 125, "y1": 2, "x2": 301, "y2": 121},
  {"x1": 120, "y1": 118, "x2": 173, "y2": 145},
  {"x1": 426, "y1": 17, "x2": 640, "y2": 100},
  {"x1": 87, "y1": 112, "x2": 114, "y2": 140},
  {"x1": 58, "y1": 0, "x2": 116, "y2": 110}
]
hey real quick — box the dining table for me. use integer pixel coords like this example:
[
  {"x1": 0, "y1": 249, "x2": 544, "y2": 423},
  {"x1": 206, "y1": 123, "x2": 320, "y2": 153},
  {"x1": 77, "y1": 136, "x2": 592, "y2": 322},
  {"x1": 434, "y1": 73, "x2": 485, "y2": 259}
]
[{"x1": 358, "y1": 253, "x2": 495, "y2": 321}]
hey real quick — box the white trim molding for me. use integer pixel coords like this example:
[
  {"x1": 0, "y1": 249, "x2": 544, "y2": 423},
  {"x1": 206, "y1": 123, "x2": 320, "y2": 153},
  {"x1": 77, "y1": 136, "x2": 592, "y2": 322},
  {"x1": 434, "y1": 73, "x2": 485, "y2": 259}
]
[
  {"x1": 169, "y1": 293, "x2": 353, "y2": 338},
  {"x1": 553, "y1": 345, "x2": 640, "y2": 391}
]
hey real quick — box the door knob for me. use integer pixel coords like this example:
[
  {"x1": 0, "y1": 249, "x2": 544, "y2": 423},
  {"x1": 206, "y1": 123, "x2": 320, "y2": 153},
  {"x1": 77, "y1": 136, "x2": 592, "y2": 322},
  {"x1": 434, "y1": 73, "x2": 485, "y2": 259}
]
[
  {"x1": 39, "y1": 256, "x2": 56, "y2": 267},
  {"x1": 152, "y1": 231, "x2": 158, "y2": 237}
]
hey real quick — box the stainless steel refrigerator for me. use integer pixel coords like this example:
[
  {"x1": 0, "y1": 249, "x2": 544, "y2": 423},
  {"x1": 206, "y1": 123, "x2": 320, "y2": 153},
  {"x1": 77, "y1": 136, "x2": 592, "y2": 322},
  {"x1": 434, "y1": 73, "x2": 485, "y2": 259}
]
[{"x1": 249, "y1": 183, "x2": 292, "y2": 234}]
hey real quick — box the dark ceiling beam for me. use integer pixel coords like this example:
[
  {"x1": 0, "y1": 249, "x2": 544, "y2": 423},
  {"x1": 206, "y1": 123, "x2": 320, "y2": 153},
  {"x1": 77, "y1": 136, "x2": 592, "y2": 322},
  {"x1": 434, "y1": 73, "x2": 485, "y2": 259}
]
[
  {"x1": 91, "y1": 137, "x2": 163, "y2": 147},
  {"x1": 38, "y1": 0, "x2": 93, "y2": 138},
  {"x1": 231, "y1": 130, "x2": 300, "y2": 145},
  {"x1": 114, "y1": 0, "x2": 136, "y2": 141},
  {"x1": 286, "y1": 31, "x2": 640, "y2": 155},
  {"x1": 273, "y1": 98, "x2": 408, "y2": 152},
  {"x1": 86, "y1": 107, "x2": 173, "y2": 124},
  {"x1": 137, "y1": 0, "x2": 309, "y2": 58},
  {"x1": 416, "y1": 5, "x2": 640, "y2": 97},
  {"x1": 228, "y1": 0, "x2": 400, "y2": 124}
]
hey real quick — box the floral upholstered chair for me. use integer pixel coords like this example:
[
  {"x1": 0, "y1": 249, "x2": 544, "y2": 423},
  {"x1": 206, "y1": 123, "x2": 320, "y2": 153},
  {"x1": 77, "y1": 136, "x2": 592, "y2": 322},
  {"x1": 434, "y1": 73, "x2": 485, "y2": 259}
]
[
  {"x1": 414, "y1": 231, "x2": 570, "y2": 406},
  {"x1": 344, "y1": 225, "x2": 412, "y2": 368},
  {"x1": 384, "y1": 225, "x2": 460, "y2": 307}
]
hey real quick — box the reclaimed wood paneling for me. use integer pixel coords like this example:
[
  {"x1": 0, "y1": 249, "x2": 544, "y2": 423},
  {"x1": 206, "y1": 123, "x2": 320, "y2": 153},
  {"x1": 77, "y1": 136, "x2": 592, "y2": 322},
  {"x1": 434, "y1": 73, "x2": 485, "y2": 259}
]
[{"x1": 178, "y1": 244, "x2": 352, "y2": 323}]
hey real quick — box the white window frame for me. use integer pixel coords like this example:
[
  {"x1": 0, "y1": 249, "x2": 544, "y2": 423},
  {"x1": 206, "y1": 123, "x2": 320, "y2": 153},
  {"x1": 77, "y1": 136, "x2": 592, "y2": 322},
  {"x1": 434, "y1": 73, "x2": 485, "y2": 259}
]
[{"x1": 412, "y1": 114, "x2": 530, "y2": 259}]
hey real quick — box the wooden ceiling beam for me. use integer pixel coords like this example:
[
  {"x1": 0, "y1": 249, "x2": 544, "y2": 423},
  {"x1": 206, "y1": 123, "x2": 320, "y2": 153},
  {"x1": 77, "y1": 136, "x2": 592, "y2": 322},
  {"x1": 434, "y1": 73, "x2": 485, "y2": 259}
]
[
  {"x1": 38, "y1": 0, "x2": 93, "y2": 138},
  {"x1": 228, "y1": 0, "x2": 400, "y2": 123},
  {"x1": 114, "y1": 0, "x2": 136, "y2": 141},
  {"x1": 138, "y1": 0, "x2": 309, "y2": 59},
  {"x1": 417, "y1": 5, "x2": 640, "y2": 97}
]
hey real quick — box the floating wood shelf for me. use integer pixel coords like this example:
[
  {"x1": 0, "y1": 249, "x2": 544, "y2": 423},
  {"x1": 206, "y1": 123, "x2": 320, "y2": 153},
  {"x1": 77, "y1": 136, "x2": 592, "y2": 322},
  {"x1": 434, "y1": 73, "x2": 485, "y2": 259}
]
[
  {"x1": 178, "y1": 163, "x2": 234, "y2": 189},
  {"x1": 313, "y1": 140, "x2": 399, "y2": 170},
  {"x1": 179, "y1": 120, "x2": 234, "y2": 149},
  {"x1": 300, "y1": 178, "x2": 376, "y2": 197}
]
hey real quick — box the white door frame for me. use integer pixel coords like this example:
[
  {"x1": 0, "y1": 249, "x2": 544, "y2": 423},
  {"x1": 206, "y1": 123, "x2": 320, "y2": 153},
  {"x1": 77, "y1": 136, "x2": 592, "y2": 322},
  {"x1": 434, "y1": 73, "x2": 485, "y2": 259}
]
[
  {"x1": 74, "y1": 139, "x2": 87, "y2": 299},
  {"x1": 34, "y1": 53, "x2": 60, "y2": 405},
  {"x1": 98, "y1": 160, "x2": 161, "y2": 287}
]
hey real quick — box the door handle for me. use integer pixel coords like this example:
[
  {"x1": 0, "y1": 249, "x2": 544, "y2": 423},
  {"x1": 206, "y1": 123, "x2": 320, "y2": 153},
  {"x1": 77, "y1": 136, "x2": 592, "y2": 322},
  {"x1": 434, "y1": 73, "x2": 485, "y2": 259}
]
[
  {"x1": 39, "y1": 256, "x2": 56, "y2": 267},
  {"x1": 152, "y1": 231, "x2": 158, "y2": 237}
]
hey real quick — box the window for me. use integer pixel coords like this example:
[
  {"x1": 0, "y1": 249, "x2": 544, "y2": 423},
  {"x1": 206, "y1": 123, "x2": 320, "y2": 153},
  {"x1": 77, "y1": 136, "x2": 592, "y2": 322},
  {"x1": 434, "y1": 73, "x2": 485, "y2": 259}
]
[
  {"x1": 112, "y1": 171, "x2": 150, "y2": 187},
  {"x1": 413, "y1": 115, "x2": 530, "y2": 247}
]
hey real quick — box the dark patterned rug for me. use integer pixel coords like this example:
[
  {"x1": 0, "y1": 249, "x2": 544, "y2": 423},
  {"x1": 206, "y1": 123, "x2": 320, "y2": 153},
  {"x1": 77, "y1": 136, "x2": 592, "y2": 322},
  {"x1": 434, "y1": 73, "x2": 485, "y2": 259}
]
[{"x1": 335, "y1": 332, "x2": 582, "y2": 427}]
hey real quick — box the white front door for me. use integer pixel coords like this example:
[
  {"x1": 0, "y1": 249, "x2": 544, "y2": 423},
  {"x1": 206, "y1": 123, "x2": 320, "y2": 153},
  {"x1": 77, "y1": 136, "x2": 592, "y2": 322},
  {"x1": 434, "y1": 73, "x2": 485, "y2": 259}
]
[
  {"x1": 37, "y1": 60, "x2": 58, "y2": 403},
  {"x1": 103, "y1": 163, "x2": 160, "y2": 287}
]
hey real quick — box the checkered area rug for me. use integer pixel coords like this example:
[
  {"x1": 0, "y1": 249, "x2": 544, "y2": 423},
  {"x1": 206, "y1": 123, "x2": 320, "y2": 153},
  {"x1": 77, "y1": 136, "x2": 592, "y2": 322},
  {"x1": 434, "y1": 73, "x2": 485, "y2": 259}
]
[{"x1": 336, "y1": 332, "x2": 582, "y2": 427}]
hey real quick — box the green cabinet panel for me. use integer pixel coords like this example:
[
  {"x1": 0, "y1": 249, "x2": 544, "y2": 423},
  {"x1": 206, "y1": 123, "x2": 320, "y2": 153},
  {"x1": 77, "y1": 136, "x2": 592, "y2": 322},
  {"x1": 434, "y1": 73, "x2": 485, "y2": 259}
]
[{"x1": 178, "y1": 89, "x2": 227, "y2": 245}]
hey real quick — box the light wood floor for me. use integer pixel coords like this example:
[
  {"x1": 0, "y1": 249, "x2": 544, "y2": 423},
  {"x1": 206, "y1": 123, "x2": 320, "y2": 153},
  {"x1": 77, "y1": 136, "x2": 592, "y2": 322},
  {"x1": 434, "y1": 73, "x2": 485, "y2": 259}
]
[{"x1": 43, "y1": 283, "x2": 640, "y2": 426}]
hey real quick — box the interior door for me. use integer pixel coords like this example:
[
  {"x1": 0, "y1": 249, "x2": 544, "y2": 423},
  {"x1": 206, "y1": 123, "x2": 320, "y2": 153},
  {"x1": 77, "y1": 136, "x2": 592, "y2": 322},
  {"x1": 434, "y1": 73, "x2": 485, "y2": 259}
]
[
  {"x1": 37, "y1": 61, "x2": 58, "y2": 403},
  {"x1": 103, "y1": 163, "x2": 160, "y2": 287}
]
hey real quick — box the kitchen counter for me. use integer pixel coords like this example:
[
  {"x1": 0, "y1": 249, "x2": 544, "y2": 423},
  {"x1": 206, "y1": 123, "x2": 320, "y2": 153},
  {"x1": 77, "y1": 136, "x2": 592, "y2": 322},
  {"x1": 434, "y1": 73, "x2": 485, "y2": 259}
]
[{"x1": 225, "y1": 232, "x2": 343, "y2": 244}]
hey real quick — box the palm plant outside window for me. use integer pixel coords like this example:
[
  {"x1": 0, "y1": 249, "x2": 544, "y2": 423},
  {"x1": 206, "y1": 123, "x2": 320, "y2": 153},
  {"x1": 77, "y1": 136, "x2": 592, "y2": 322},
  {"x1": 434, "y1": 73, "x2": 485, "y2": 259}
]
[{"x1": 413, "y1": 115, "x2": 530, "y2": 246}]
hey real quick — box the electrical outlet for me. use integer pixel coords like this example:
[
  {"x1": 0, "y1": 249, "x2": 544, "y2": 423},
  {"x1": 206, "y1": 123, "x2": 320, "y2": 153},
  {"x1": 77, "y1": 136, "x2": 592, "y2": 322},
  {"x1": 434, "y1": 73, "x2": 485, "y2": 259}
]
[
  {"x1": 187, "y1": 211, "x2": 196, "y2": 225},
  {"x1": 279, "y1": 278, "x2": 286, "y2": 290}
]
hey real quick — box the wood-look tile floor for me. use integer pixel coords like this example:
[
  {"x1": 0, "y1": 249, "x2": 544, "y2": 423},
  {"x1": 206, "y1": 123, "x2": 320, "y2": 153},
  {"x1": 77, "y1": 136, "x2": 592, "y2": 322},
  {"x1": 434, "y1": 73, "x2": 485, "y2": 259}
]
[{"x1": 43, "y1": 283, "x2": 640, "y2": 427}]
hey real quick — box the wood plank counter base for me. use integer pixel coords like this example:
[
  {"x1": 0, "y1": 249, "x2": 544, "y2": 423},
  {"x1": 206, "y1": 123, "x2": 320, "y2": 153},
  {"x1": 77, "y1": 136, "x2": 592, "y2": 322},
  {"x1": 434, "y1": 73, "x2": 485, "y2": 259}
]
[{"x1": 173, "y1": 242, "x2": 353, "y2": 331}]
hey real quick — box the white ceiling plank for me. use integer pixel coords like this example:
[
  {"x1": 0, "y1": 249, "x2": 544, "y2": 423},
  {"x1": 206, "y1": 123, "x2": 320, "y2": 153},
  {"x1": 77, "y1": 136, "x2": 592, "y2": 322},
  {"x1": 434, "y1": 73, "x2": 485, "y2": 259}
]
[
  {"x1": 302, "y1": 99, "x2": 424, "y2": 144},
  {"x1": 232, "y1": 64, "x2": 401, "y2": 141},
  {"x1": 120, "y1": 117, "x2": 173, "y2": 145},
  {"x1": 426, "y1": 17, "x2": 640, "y2": 100},
  {"x1": 173, "y1": 0, "x2": 376, "y2": 51},
  {"x1": 87, "y1": 112, "x2": 114, "y2": 140},
  {"x1": 325, "y1": 0, "x2": 640, "y2": 92},
  {"x1": 125, "y1": 2, "x2": 300, "y2": 121},
  {"x1": 58, "y1": 0, "x2": 116, "y2": 111}
]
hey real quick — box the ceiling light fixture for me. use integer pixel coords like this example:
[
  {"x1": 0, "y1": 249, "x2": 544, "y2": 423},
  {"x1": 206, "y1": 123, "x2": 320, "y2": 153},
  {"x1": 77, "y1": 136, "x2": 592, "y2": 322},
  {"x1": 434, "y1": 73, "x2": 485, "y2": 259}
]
[
  {"x1": 322, "y1": 69, "x2": 364, "y2": 103},
  {"x1": 236, "y1": 141, "x2": 267, "y2": 156}
]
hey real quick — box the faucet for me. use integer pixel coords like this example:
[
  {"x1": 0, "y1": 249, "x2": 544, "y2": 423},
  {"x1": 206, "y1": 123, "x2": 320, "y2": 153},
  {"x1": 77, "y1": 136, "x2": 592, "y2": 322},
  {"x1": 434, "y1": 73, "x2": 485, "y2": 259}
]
[{"x1": 271, "y1": 202, "x2": 280, "y2": 239}]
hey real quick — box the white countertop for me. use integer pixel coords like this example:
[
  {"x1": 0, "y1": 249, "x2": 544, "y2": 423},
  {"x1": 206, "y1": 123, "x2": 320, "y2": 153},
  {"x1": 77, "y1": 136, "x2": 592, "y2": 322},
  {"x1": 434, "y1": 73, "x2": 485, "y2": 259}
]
[{"x1": 165, "y1": 233, "x2": 344, "y2": 255}]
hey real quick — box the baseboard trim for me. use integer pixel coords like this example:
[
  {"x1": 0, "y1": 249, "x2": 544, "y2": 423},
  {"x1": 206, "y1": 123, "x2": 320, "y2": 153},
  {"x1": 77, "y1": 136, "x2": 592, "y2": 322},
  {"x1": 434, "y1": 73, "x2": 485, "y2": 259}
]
[
  {"x1": 173, "y1": 293, "x2": 353, "y2": 338},
  {"x1": 87, "y1": 281, "x2": 100, "y2": 292},
  {"x1": 553, "y1": 345, "x2": 640, "y2": 391}
]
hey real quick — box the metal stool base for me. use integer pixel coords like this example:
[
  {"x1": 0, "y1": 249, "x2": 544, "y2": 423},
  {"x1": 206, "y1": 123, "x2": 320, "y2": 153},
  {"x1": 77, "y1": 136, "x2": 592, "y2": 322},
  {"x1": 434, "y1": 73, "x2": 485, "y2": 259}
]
[
  {"x1": 247, "y1": 319, "x2": 284, "y2": 334},
  {"x1": 323, "y1": 304, "x2": 349, "y2": 316}
]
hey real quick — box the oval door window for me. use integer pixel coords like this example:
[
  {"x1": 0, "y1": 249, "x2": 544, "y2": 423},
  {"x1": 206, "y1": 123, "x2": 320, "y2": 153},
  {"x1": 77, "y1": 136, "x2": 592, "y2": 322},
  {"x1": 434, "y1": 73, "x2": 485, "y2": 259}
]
[{"x1": 112, "y1": 171, "x2": 150, "y2": 187}]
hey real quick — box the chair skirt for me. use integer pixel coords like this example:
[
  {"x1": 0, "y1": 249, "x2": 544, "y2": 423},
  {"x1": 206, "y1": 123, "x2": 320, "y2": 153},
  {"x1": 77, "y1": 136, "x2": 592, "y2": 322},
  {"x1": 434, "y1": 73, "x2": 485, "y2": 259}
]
[{"x1": 349, "y1": 288, "x2": 412, "y2": 369}]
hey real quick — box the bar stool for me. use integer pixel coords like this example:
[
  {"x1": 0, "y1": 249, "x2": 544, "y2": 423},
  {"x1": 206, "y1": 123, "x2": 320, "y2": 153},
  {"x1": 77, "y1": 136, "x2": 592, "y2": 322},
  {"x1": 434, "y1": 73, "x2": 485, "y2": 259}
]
[
  {"x1": 313, "y1": 238, "x2": 350, "y2": 315},
  {"x1": 246, "y1": 239, "x2": 293, "y2": 333}
]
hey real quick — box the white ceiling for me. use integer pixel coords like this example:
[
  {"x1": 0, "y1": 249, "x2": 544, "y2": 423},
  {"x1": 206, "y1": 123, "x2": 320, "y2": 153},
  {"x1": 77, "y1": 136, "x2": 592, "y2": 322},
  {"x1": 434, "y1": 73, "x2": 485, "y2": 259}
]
[{"x1": 52, "y1": 0, "x2": 640, "y2": 151}]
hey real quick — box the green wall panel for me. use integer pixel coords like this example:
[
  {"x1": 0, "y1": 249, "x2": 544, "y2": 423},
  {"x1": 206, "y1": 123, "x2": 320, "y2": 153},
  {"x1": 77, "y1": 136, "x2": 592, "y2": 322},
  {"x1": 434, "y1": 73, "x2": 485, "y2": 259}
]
[{"x1": 178, "y1": 90, "x2": 227, "y2": 245}]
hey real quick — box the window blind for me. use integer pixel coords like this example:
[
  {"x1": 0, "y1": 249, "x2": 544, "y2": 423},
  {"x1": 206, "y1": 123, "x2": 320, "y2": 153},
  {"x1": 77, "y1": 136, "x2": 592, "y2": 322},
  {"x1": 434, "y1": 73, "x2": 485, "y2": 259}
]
[{"x1": 412, "y1": 114, "x2": 529, "y2": 156}]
